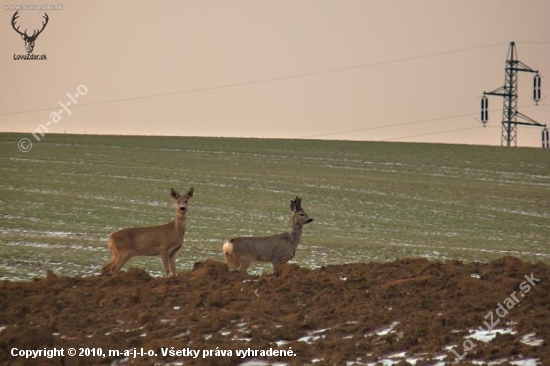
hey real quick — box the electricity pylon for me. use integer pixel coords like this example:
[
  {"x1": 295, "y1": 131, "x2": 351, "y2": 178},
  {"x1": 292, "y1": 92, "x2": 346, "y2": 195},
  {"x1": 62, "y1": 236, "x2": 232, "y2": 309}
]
[{"x1": 481, "y1": 42, "x2": 545, "y2": 147}]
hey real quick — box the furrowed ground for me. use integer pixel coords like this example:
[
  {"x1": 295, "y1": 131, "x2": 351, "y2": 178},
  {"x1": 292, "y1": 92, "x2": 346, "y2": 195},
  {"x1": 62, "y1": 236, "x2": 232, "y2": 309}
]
[{"x1": 0, "y1": 258, "x2": 548, "y2": 365}]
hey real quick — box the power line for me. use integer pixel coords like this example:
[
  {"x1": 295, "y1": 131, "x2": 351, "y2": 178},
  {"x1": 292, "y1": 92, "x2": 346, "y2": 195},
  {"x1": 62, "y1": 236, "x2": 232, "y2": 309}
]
[
  {"x1": 516, "y1": 41, "x2": 550, "y2": 45},
  {"x1": 0, "y1": 42, "x2": 508, "y2": 118},
  {"x1": 301, "y1": 104, "x2": 549, "y2": 139},
  {"x1": 384, "y1": 126, "x2": 495, "y2": 142},
  {"x1": 300, "y1": 111, "x2": 481, "y2": 139}
]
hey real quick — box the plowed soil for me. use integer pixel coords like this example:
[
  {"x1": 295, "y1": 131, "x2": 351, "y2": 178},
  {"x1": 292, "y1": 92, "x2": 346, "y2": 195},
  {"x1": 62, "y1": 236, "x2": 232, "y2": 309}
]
[{"x1": 0, "y1": 257, "x2": 548, "y2": 365}]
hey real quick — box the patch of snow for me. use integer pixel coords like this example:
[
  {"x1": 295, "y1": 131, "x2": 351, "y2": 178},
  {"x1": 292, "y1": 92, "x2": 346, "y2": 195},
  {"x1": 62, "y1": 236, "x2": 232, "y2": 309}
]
[
  {"x1": 520, "y1": 332, "x2": 544, "y2": 347},
  {"x1": 466, "y1": 328, "x2": 516, "y2": 342}
]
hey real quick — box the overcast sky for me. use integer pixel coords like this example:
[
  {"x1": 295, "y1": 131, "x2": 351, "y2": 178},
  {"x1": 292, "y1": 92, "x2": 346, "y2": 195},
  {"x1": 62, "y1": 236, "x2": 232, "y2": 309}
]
[{"x1": 1, "y1": 0, "x2": 550, "y2": 147}]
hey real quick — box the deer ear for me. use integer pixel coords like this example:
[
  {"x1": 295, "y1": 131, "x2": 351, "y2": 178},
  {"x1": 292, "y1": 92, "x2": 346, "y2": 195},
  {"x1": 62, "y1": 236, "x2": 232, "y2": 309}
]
[
  {"x1": 290, "y1": 200, "x2": 296, "y2": 212},
  {"x1": 21, "y1": 34, "x2": 26, "y2": 40},
  {"x1": 170, "y1": 188, "x2": 180, "y2": 200},
  {"x1": 186, "y1": 187, "x2": 194, "y2": 199},
  {"x1": 293, "y1": 197, "x2": 301, "y2": 210}
]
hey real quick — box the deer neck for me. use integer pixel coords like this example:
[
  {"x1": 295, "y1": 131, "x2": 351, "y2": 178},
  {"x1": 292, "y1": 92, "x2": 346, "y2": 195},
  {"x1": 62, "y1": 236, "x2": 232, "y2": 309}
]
[
  {"x1": 174, "y1": 213, "x2": 187, "y2": 236},
  {"x1": 289, "y1": 220, "x2": 303, "y2": 248}
]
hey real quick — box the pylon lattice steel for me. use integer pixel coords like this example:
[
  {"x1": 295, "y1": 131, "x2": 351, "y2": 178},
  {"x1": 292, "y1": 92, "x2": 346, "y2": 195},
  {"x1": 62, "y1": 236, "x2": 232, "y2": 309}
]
[{"x1": 482, "y1": 42, "x2": 546, "y2": 147}]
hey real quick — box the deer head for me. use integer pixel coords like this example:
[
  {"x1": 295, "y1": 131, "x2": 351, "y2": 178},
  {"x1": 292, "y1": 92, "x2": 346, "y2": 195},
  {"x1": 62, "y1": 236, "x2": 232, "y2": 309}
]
[
  {"x1": 12, "y1": 11, "x2": 49, "y2": 54},
  {"x1": 171, "y1": 187, "x2": 194, "y2": 218},
  {"x1": 290, "y1": 196, "x2": 313, "y2": 227}
]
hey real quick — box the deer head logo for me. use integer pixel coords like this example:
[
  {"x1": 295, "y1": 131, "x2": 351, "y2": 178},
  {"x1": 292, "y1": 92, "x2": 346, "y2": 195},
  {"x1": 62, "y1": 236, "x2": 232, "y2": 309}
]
[{"x1": 11, "y1": 11, "x2": 49, "y2": 54}]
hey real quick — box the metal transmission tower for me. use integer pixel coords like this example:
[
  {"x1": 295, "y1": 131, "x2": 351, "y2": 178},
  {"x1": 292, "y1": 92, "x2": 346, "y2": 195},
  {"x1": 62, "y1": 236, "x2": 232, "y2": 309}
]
[{"x1": 481, "y1": 41, "x2": 546, "y2": 147}]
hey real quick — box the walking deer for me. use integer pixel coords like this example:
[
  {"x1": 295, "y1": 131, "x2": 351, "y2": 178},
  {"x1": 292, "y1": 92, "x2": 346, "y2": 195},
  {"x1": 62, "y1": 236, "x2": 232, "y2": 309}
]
[
  {"x1": 101, "y1": 187, "x2": 194, "y2": 277},
  {"x1": 223, "y1": 196, "x2": 313, "y2": 273}
]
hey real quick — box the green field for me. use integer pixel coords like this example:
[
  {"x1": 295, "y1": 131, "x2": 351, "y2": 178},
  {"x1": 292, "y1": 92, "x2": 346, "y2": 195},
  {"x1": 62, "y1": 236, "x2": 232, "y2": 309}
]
[{"x1": 0, "y1": 133, "x2": 549, "y2": 280}]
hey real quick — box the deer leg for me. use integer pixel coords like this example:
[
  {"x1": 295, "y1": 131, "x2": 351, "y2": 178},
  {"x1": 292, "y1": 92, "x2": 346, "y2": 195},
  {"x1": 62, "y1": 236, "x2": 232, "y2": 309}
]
[
  {"x1": 168, "y1": 249, "x2": 180, "y2": 277},
  {"x1": 101, "y1": 241, "x2": 119, "y2": 274},
  {"x1": 272, "y1": 253, "x2": 294, "y2": 269},
  {"x1": 101, "y1": 250, "x2": 117, "y2": 274},
  {"x1": 224, "y1": 253, "x2": 240, "y2": 271},
  {"x1": 112, "y1": 252, "x2": 132, "y2": 273},
  {"x1": 239, "y1": 257, "x2": 252, "y2": 273},
  {"x1": 280, "y1": 253, "x2": 294, "y2": 265},
  {"x1": 101, "y1": 257, "x2": 116, "y2": 274},
  {"x1": 160, "y1": 252, "x2": 171, "y2": 277}
]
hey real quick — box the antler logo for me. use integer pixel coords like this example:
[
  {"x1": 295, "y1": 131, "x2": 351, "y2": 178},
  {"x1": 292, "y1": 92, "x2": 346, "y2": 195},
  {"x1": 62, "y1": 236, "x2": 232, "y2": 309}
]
[{"x1": 11, "y1": 11, "x2": 49, "y2": 54}]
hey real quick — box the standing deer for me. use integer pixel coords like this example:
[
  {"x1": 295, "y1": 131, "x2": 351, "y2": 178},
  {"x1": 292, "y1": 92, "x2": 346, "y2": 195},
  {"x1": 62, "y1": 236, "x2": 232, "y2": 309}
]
[
  {"x1": 11, "y1": 11, "x2": 49, "y2": 54},
  {"x1": 223, "y1": 196, "x2": 313, "y2": 273},
  {"x1": 101, "y1": 187, "x2": 194, "y2": 277}
]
